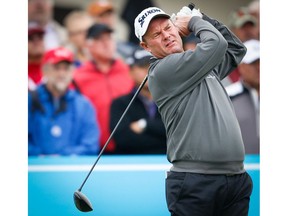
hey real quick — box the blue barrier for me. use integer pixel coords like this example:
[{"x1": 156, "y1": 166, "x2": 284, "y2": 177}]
[{"x1": 28, "y1": 155, "x2": 259, "y2": 216}]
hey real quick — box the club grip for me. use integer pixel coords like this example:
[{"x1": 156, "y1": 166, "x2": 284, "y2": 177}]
[{"x1": 188, "y1": 3, "x2": 195, "y2": 10}]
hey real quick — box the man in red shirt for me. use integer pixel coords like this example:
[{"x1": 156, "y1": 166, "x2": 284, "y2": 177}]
[
  {"x1": 28, "y1": 22, "x2": 45, "y2": 90},
  {"x1": 73, "y1": 23, "x2": 134, "y2": 153}
]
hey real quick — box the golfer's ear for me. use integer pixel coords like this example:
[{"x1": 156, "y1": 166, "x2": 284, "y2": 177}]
[{"x1": 140, "y1": 41, "x2": 150, "y2": 52}]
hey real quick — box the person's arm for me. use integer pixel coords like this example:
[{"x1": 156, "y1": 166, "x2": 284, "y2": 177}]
[
  {"x1": 130, "y1": 117, "x2": 166, "y2": 137},
  {"x1": 145, "y1": 117, "x2": 167, "y2": 137},
  {"x1": 200, "y1": 12, "x2": 247, "y2": 80},
  {"x1": 110, "y1": 96, "x2": 166, "y2": 153}
]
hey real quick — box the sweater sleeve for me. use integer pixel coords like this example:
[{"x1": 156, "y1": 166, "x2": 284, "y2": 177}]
[{"x1": 201, "y1": 13, "x2": 247, "y2": 80}]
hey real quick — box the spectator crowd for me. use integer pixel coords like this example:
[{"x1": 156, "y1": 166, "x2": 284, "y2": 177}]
[{"x1": 28, "y1": 0, "x2": 260, "y2": 156}]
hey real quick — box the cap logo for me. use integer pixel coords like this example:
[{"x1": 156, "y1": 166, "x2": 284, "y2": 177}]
[
  {"x1": 138, "y1": 8, "x2": 162, "y2": 28},
  {"x1": 135, "y1": 7, "x2": 169, "y2": 41}
]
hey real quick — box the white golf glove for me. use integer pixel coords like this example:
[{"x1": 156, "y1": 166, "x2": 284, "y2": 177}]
[{"x1": 171, "y1": 6, "x2": 203, "y2": 22}]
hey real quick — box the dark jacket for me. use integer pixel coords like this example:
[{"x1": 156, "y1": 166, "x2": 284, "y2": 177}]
[
  {"x1": 110, "y1": 89, "x2": 167, "y2": 154},
  {"x1": 226, "y1": 81, "x2": 260, "y2": 154}
]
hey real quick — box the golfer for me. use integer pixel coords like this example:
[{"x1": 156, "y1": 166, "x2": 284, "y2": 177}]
[{"x1": 134, "y1": 5, "x2": 253, "y2": 216}]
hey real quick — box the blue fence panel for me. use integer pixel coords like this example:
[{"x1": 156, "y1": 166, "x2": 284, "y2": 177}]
[{"x1": 28, "y1": 155, "x2": 259, "y2": 216}]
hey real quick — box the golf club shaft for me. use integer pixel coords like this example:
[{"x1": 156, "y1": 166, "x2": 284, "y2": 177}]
[
  {"x1": 78, "y1": 74, "x2": 149, "y2": 191},
  {"x1": 188, "y1": 3, "x2": 195, "y2": 10}
]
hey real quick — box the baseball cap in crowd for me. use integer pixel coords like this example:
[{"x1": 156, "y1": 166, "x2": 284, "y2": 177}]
[
  {"x1": 28, "y1": 21, "x2": 45, "y2": 36},
  {"x1": 242, "y1": 39, "x2": 260, "y2": 64},
  {"x1": 134, "y1": 7, "x2": 170, "y2": 41},
  {"x1": 86, "y1": 23, "x2": 113, "y2": 39},
  {"x1": 87, "y1": 0, "x2": 114, "y2": 17},
  {"x1": 126, "y1": 47, "x2": 152, "y2": 67},
  {"x1": 42, "y1": 47, "x2": 74, "y2": 65},
  {"x1": 228, "y1": 7, "x2": 257, "y2": 28}
]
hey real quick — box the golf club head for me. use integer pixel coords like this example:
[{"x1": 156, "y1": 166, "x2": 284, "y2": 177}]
[{"x1": 73, "y1": 190, "x2": 93, "y2": 212}]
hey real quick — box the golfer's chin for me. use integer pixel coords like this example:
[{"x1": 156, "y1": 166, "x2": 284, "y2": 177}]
[{"x1": 167, "y1": 46, "x2": 183, "y2": 54}]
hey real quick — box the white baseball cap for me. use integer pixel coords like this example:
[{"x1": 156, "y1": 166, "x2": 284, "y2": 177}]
[
  {"x1": 242, "y1": 39, "x2": 260, "y2": 64},
  {"x1": 134, "y1": 7, "x2": 170, "y2": 42}
]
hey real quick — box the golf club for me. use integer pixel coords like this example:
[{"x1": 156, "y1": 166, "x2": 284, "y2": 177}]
[{"x1": 74, "y1": 74, "x2": 148, "y2": 212}]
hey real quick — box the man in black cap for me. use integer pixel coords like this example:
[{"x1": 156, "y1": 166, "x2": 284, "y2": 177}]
[
  {"x1": 73, "y1": 23, "x2": 134, "y2": 154},
  {"x1": 110, "y1": 47, "x2": 167, "y2": 154}
]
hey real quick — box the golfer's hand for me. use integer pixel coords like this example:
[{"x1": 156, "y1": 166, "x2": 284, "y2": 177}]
[
  {"x1": 171, "y1": 6, "x2": 203, "y2": 37},
  {"x1": 176, "y1": 6, "x2": 203, "y2": 18},
  {"x1": 173, "y1": 15, "x2": 193, "y2": 37}
]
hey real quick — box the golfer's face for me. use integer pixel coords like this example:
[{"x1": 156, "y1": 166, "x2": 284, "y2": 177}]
[{"x1": 143, "y1": 18, "x2": 183, "y2": 58}]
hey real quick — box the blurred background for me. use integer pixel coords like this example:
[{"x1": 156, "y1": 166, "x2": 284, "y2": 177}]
[{"x1": 53, "y1": 0, "x2": 252, "y2": 42}]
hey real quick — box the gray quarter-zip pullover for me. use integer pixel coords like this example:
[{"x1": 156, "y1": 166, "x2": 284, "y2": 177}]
[{"x1": 148, "y1": 16, "x2": 247, "y2": 174}]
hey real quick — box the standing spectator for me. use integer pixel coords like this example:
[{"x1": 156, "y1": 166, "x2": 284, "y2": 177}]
[
  {"x1": 28, "y1": 22, "x2": 46, "y2": 90},
  {"x1": 86, "y1": 0, "x2": 114, "y2": 28},
  {"x1": 73, "y1": 23, "x2": 134, "y2": 154},
  {"x1": 28, "y1": 0, "x2": 68, "y2": 50},
  {"x1": 222, "y1": 6, "x2": 258, "y2": 87},
  {"x1": 28, "y1": 47, "x2": 100, "y2": 156},
  {"x1": 63, "y1": 10, "x2": 94, "y2": 68},
  {"x1": 228, "y1": 7, "x2": 258, "y2": 43},
  {"x1": 225, "y1": 39, "x2": 260, "y2": 154},
  {"x1": 248, "y1": 0, "x2": 260, "y2": 40},
  {"x1": 86, "y1": 0, "x2": 136, "y2": 59},
  {"x1": 110, "y1": 47, "x2": 167, "y2": 154}
]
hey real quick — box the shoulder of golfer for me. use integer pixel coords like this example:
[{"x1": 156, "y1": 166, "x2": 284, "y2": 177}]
[{"x1": 149, "y1": 16, "x2": 227, "y2": 93}]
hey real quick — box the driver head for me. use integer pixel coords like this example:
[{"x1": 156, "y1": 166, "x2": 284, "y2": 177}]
[{"x1": 73, "y1": 190, "x2": 93, "y2": 212}]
